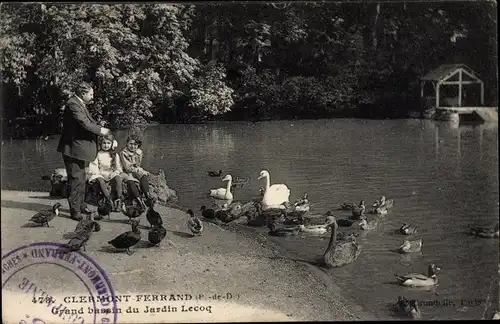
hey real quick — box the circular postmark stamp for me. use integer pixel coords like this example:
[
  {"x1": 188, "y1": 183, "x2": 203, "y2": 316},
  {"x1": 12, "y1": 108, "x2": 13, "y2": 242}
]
[{"x1": 2, "y1": 242, "x2": 118, "y2": 324}]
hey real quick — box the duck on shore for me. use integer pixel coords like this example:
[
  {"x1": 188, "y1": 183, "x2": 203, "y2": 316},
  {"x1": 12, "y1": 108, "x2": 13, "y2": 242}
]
[
  {"x1": 29, "y1": 202, "x2": 62, "y2": 227},
  {"x1": 64, "y1": 221, "x2": 101, "y2": 252},
  {"x1": 146, "y1": 206, "x2": 163, "y2": 228},
  {"x1": 187, "y1": 209, "x2": 203, "y2": 236},
  {"x1": 121, "y1": 200, "x2": 145, "y2": 223},
  {"x1": 148, "y1": 224, "x2": 167, "y2": 247},
  {"x1": 68, "y1": 213, "x2": 96, "y2": 238},
  {"x1": 200, "y1": 205, "x2": 216, "y2": 219},
  {"x1": 76, "y1": 213, "x2": 93, "y2": 230},
  {"x1": 93, "y1": 199, "x2": 113, "y2": 221},
  {"x1": 107, "y1": 220, "x2": 142, "y2": 255}
]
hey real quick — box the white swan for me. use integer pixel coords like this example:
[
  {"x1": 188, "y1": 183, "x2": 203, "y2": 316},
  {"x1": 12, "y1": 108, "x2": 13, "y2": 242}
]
[
  {"x1": 258, "y1": 170, "x2": 290, "y2": 210},
  {"x1": 209, "y1": 175, "x2": 234, "y2": 200}
]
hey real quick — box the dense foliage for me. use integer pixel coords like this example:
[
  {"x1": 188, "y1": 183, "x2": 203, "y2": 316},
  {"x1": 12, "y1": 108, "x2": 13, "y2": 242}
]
[{"x1": 1, "y1": 2, "x2": 497, "y2": 137}]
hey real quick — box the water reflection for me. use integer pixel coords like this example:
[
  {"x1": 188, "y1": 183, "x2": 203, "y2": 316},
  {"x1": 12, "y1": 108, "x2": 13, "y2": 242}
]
[
  {"x1": 35, "y1": 138, "x2": 47, "y2": 157},
  {"x1": 192, "y1": 126, "x2": 235, "y2": 158},
  {"x1": 432, "y1": 122, "x2": 494, "y2": 160}
]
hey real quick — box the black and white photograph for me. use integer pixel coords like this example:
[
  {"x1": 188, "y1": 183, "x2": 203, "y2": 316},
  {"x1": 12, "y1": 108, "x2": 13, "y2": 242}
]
[{"x1": 1, "y1": 1, "x2": 498, "y2": 322}]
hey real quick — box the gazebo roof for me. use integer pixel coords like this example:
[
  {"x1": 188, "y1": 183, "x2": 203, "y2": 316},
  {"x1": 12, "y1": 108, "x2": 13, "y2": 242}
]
[{"x1": 420, "y1": 64, "x2": 481, "y2": 82}]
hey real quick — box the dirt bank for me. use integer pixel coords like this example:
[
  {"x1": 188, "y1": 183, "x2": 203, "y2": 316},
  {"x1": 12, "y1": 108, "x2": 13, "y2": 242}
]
[{"x1": 1, "y1": 190, "x2": 375, "y2": 323}]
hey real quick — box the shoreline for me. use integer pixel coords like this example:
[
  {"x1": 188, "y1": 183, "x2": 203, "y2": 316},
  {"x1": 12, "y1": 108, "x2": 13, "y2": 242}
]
[
  {"x1": 216, "y1": 221, "x2": 377, "y2": 317},
  {"x1": 1, "y1": 189, "x2": 375, "y2": 322}
]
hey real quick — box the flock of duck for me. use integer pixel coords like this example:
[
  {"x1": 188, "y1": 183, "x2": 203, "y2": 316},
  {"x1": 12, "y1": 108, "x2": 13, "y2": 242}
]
[
  {"x1": 26, "y1": 200, "x2": 203, "y2": 255},
  {"x1": 26, "y1": 168, "x2": 499, "y2": 319},
  {"x1": 203, "y1": 169, "x2": 499, "y2": 319}
]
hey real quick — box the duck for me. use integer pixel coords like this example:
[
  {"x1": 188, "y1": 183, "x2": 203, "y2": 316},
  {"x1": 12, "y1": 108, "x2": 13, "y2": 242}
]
[
  {"x1": 287, "y1": 203, "x2": 311, "y2": 219},
  {"x1": 294, "y1": 193, "x2": 309, "y2": 205},
  {"x1": 296, "y1": 215, "x2": 328, "y2": 226},
  {"x1": 64, "y1": 221, "x2": 101, "y2": 252},
  {"x1": 374, "y1": 196, "x2": 394, "y2": 209},
  {"x1": 375, "y1": 206, "x2": 388, "y2": 215},
  {"x1": 211, "y1": 202, "x2": 243, "y2": 223},
  {"x1": 325, "y1": 216, "x2": 360, "y2": 240},
  {"x1": 146, "y1": 206, "x2": 163, "y2": 228},
  {"x1": 359, "y1": 218, "x2": 378, "y2": 230},
  {"x1": 398, "y1": 239, "x2": 423, "y2": 253},
  {"x1": 298, "y1": 224, "x2": 328, "y2": 235},
  {"x1": 200, "y1": 205, "x2": 216, "y2": 219},
  {"x1": 94, "y1": 199, "x2": 113, "y2": 220},
  {"x1": 270, "y1": 225, "x2": 300, "y2": 237},
  {"x1": 208, "y1": 169, "x2": 223, "y2": 177},
  {"x1": 214, "y1": 208, "x2": 233, "y2": 223},
  {"x1": 73, "y1": 212, "x2": 94, "y2": 233},
  {"x1": 67, "y1": 212, "x2": 97, "y2": 238},
  {"x1": 187, "y1": 209, "x2": 203, "y2": 236},
  {"x1": 148, "y1": 224, "x2": 167, "y2": 247},
  {"x1": 351, "y1": 200, "x2": 366, "y2": 219},
  {"x1": 396, "y1": 296, "x2": 421, "y2": 318},
  {"x1": 339, "y1": 202, "x2": 355, "y2": 211},
  {"x1": 242, "y1": 201, "x2": 262, "y2": 222},
  {"x1": 467, "y1": 223, "x2": 499, "y2": 238},
  {"x1": 395, "y1": 263, "x2": 441, "y2": 287},
  {"x1": 258, "y1": 170, "x2": 291, "y2": 210},
  {"x1": 293, "y1": 193, "x2": 310, "y2": 213},
  {"x1": 29, "y1": 202, "x2": 62, "y2": 227},
  {"x1": 337, "y1": 217, "x2": 362, "y2": 227},
  {"x1": 323, "y1": 210, "x2": 360, "y2": 227},
  {"x1": 322, "y1": 216, "x2": 361, "y2": 268},
  {"x1": 209, "y1": 174, "x2": 234, "y2": 200},
  {"x1": 400, "y1": 223, "x2": 418, "y2": 235},
  {"x1": 121, "y1": 200, "x2": 145, "y2": 223},
  {"x1": 107, "y1": 220, "x2": 142, "y2": 255}
]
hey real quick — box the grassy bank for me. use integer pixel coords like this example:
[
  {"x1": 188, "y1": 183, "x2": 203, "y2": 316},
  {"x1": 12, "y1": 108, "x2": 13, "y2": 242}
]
[{"x1": 1, "y1": 190, "x2": 374, "y2": 322}]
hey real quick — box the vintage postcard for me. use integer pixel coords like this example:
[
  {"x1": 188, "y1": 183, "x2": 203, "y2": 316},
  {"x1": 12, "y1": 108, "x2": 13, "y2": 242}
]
[{"x1": 1, "y1": 1, "x2": 498, "y2": 323}]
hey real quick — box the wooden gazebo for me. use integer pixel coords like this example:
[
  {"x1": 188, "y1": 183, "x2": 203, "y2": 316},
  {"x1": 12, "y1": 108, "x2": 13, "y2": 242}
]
[{"x1": 420, "y1": 64, "x2": 484, "y2": 109}]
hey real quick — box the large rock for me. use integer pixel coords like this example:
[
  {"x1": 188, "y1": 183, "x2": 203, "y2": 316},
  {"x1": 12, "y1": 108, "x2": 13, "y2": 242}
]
[{"x1": 148, "y1": 169, "x2": 178, "y2": 205}]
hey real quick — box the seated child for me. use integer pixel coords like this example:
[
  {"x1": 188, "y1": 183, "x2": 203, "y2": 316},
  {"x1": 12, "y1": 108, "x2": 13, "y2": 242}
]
[
  {"x1": 87, "y1": 134, "x2": 124, "y2": 218},
  {"x1": 119, "y1": 134, "x2": 155, "y2": 209}
]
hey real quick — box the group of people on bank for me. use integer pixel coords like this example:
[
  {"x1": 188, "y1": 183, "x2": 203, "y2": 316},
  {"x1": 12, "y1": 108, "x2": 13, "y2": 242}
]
[{"x1": 57, "y1": 81, "x2": 154, "y2": 221}]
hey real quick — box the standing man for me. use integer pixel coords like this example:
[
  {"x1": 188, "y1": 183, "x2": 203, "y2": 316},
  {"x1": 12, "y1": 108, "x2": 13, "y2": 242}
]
[{"x1": 57, "y1": 81, "x2": 111, "y2": 221}]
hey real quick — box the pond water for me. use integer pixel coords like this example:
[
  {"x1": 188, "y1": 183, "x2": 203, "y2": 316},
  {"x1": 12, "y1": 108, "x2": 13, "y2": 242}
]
[{"x1": 1, "y1": 119, "x2": 498, "y2": 320}]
